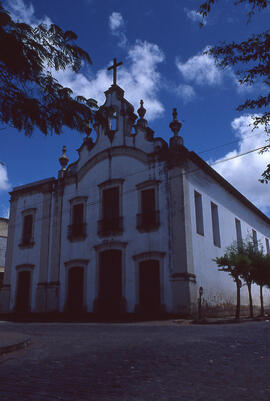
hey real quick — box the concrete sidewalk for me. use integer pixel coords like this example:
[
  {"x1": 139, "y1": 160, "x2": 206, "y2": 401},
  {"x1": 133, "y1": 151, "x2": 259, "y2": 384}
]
[{"x1": 0, "y1": 331, "x2": 31, "y2": 355}]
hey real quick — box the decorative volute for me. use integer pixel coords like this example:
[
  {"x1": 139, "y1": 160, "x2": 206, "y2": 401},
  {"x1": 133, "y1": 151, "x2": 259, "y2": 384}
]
[
  {"x1": 59, "y1": 146, "x2": 69, "y2": 170},
  {"x1": 169, "y1": 108, "x2": 183, "y2": 148}
]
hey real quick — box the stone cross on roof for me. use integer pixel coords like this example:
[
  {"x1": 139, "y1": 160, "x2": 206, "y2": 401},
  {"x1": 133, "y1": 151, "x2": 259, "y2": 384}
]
[{"x1": 107, "y1": 58, "x2": 123, "y2": 85}]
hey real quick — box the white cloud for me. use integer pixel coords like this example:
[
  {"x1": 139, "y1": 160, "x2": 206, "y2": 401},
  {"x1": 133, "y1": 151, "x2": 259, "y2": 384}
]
[
  {"x1": 0, "y1": 205, "x2": 10, "y2": 219},
  {"x1": 5, "y1": 0, "x2": 52, "y2": 26},
  {"x1": 212, "y1": 115, "x2": 270, "y2": 212},
  {"x1": 108, "y1": 11, "x2": 127, "y2": 48},
  {"x1": 175, "y1": 84, "x2": 196, "y2": 102},
  {"x1": 176, "y1": 49, "x2": 224, "y2": 86},
  {"x1": 184, "y1": 8, "x2": 206, "y2": 24},
  {"x1": 0, "y1": 164, "x2": 11, "y2": 192},
  {"x1": 53, "y1": 40, "x2": 165, "y2": 121},
  {"x1": 109, "y1": 11, "x2": 124, "y2": 31},
  {"x1": 176, "y1": 48, "x2": 262, "y2": 97}
]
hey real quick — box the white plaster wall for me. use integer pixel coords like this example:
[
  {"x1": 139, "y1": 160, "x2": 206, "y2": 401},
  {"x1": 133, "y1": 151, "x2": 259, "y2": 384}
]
[
  {"x1": 10, "y1": 192, "x2": 44, "y2": 311},
  {"x1": 188, "y1": 162, "x2": 270, "y2": 308},
  {"x1": 59, "y1": 154, "x2": 172, "y2": 312},
  {"x1": 0, "y1": 236, "x2": 7, "y2": 269}
]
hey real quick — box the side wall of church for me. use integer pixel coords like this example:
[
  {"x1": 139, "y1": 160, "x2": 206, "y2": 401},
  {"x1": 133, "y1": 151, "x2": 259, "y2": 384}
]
[{"x1": 187, "y1": 161, "x2": 270, "y2": 312}]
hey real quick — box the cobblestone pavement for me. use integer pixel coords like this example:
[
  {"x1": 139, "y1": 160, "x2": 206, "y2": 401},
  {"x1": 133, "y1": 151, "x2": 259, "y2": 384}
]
[{"x1": 0, "y1": 320, "x2": 270, "y2": 401}]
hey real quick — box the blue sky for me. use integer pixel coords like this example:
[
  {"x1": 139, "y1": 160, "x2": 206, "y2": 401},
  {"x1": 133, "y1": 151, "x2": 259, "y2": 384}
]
[{"x1": 0, "y1": 0, "x2": 269, "y2": 217}]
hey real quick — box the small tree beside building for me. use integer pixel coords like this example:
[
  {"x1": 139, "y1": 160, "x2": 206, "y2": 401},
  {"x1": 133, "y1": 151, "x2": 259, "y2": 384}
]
[{"x1": 214, "y1": 236, "x2": 270, "y2": 319}]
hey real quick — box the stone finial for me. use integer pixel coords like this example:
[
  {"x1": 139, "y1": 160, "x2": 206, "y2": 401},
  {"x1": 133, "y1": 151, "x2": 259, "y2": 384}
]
[
  {"x1": 136, "y1": 99, "x2": 147, "y2": 129},
  {"x1": 169, "y1": 108, "x2": 182, "y2": 137},
  {"x1": 59, "y1": 146, "x2": 69, "y2": 170},
  {"x1": 137, "y1": 100, "x2": 146, "y2": 119}
]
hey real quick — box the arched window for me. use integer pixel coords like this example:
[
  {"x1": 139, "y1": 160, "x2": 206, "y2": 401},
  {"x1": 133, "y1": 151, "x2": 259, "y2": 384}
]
[{"x1": 107, "y1": 108, "x2": 117, "y2": 132}]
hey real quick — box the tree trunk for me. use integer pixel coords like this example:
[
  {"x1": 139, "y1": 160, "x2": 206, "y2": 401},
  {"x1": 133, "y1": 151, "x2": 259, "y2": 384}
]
[
  {"x1": 260, "y1": 284, "x2": 264, "y2": 316},
  {"x1": 247, "y1": 282, "x2": 253, "y2": 318},
  {"x1": 236, "y1": 282, "x2": 241, "y2": 319}
]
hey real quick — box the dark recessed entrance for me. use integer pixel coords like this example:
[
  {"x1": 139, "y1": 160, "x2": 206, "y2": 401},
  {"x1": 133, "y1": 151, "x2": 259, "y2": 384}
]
[
  {"x1": 15, "y1": 271, "x2": 31, "y2": 312},
  {"x1": 139, "y1": 260, "x2": 161, "y2": 315},
  {"x1": 66, "y1": 267, "x2": 84, "y2": 313},
  {"x1": 98, "y1": 249, "x2": 122, "y2": 316}
]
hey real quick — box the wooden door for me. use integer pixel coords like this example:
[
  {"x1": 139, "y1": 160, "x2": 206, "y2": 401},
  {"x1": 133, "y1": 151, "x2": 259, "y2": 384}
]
[
  {"x1": 15, "y1": 271, "x2": 31, "y2": 312},
  {"x1": 99, "y1": 250, "x2": 122, "y2": 315},
  {"x1": 139, "y1": 260, "x2": 160, "y2": 314},
  {"x1": 66, "y1": 267, "x2": 84, "y2": 313}
]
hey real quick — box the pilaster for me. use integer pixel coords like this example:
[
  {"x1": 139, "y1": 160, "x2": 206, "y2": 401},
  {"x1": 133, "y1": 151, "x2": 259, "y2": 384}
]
[
  {"x1": 168, "y1": 162, "x2": 196, "y2": 314},
  {"x1": 0, "y1": 196, "x2": 18, "y2": 311},
  {"x1": 48, "y1": 183, "x2": 64, "y2": 311},
  {"x1": 35, "y1": 190, "x2": 53, "y2": 312}
]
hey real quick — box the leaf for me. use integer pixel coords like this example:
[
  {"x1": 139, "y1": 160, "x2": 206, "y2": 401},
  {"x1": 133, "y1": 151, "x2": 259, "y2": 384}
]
[{"x1": 0, "y1": 1, "x2": 97, "y2": 136}]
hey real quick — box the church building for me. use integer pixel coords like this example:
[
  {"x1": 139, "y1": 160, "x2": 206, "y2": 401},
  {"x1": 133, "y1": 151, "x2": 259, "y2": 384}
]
[{"x1": 1, "y1": 61, "x2": 270, "y2": 316}]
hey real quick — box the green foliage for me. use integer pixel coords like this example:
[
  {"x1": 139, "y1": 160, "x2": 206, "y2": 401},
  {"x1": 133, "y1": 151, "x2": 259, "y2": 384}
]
[
  {"x1": 199, "y1": 1, "x2": 269, "y2": 19},
  {"x1": 214, "y1": 236, "x2": 270, "y2": 317},
  {"x1": 252, "y1": 252, "x2": 270, "y2": 286},
  {"x1": 215, "y1": 236, "x2": 270, "y2": 290},
  {"x1": 199, "y1": 0, "x2": 270, "y2": 182},
  {"x1": 214, "y1": 242, "x2": 244, "y2": 282},
  {"x1": 0, "y1": 2, "x2": 98, "y2": 136},
  {"x1": 215, "y1": 237, "x2": 269, "y2": 283}
]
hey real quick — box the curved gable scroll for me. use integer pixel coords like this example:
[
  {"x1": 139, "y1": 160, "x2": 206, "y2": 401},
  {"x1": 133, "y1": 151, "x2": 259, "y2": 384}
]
[{"x1": 77, "y1": 146, "x2": 149, "y2": 183}]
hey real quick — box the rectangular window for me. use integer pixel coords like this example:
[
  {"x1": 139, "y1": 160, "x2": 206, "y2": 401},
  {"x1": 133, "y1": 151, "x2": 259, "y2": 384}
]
[
  {"x1": 103, "y1": 187, "x2": 119, "y2": 220},
  {"x1": 73, "y1": 203, "x2": 84, "y2": 225},
  {"x1": 98, "y1": 181, "x2": 124, "y2": 237},
  {"x1": 235, "y1": 218, "x2": 242, "y2": 245},
  {"x1": 22, "y1": 214, "x2": 33, "y2": 245},
  {"x1": 68, "y1": 198, "x2": 87, "y2": 241},
  {"x1": 141, "y1": 188, "x2": 155, "y2": 223},
  {"x1": 70, "y1": 203, "x2": 85, "y2": 238},
  {"x1": 211, "y1": 202, "x2": 221, "y2": 247},
  {"x1": 136, "y1": 188, "x2": 160, "y2": 231},
  {"x1": 266, "y1": 238, "x2": 270, "y2": 255},
  {"x1": 194, "y1": 191, "x2": 204, "y2": 235},
  {"x1": 252, "y1": 229, "x2": 258, "y2": 247}
]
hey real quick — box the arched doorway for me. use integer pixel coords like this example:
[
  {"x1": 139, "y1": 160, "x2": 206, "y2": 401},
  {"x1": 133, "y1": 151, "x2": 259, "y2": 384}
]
[
  {"x1": 15, "y1": 271, "x2": 31, "y2": 312},
  {"x1": 66, "y1": 267, "x2": 84, "y2": 313},
  {"x1": 98, "y1": 249, "x2": 122, "y2": 315},
  {"x1": 139, "y1": 260, "x2": 161, "y2": 315}
]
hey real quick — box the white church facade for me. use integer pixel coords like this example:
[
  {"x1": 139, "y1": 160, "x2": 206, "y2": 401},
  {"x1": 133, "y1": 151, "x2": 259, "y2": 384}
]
[{"x1": 1, "y1": 78, "x2": 270, "y2": 316}]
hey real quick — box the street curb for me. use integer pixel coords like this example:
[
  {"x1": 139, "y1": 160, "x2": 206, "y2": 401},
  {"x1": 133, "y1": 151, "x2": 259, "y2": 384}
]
[
  {"x1": 0, "y1": 337, "x2": 31, "y2": 355},
  {"x1": 191, "y1": 317, "x2": 270, "y2": 325}
]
